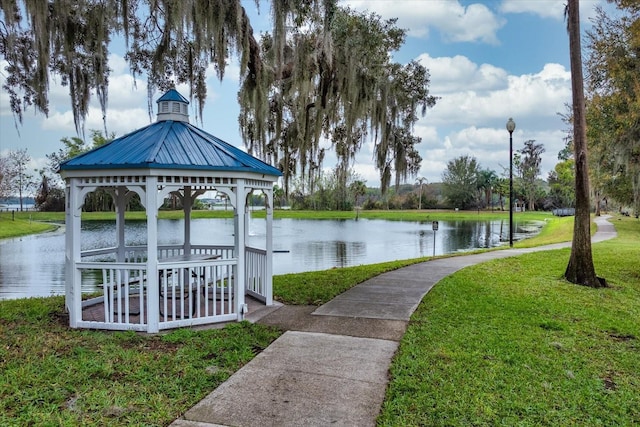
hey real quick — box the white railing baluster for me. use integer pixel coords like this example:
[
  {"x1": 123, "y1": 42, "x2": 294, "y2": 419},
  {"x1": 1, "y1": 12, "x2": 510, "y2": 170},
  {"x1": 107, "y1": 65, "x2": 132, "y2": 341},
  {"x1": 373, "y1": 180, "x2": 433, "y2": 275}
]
[
  {"x1": 124, "y1": 269, "x2": 130, "y2": 323},
  {"x1": 139, "y1": 268, "x2": 145, "y2": 322},
  {"x1": 78, "y1": 244, "x2": 263, "y2": 331}
]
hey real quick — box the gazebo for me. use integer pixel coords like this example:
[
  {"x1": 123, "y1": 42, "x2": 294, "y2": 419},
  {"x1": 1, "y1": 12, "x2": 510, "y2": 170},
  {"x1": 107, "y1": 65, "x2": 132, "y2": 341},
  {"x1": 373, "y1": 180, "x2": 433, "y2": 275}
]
[{"x1": 58, "y1": 89, "x2": 282, "y2": 333}]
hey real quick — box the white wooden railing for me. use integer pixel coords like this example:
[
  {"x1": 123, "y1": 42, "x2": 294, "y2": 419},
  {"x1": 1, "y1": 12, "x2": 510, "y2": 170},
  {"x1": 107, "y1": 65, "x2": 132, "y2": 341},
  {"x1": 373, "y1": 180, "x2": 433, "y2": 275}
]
[
  {"x1": 76, "y1": 261, "x2": 148, "y2": 331},
  {"x1": 246, "y1": 247, "x2": 267, "y2": 302},
  {"x1": 74, "y1": 244, "x2": 269, "y2": 332},
  {"x1": 157, "y1": 257, "x2": 238, "y2": 329}
]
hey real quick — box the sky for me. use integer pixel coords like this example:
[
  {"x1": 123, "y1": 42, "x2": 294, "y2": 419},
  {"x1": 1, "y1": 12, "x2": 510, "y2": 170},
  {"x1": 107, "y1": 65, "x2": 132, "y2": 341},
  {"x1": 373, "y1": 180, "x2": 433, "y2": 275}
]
[{"x1": 0, "y1": 0, "x2": 610, "y2": 189}]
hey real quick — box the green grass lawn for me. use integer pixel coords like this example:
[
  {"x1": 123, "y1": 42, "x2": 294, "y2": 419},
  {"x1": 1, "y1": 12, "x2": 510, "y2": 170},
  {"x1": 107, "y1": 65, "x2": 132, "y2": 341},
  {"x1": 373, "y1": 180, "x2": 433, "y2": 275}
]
[
  {"x1": 512, "y1": 215, "x2": 576, "y2": 247},
  {"x1": 0, "y1": 213, "x2": 59, "y2": 238},
  {"x1": 1, "y1": 211, "x2": 635, "y2": 425},
  {"x1": 378, "y1": 215, "x2": 640, "y2": 426},
  {"x1": 0, "y1": 300, "x2": 280, "y2": 426}
]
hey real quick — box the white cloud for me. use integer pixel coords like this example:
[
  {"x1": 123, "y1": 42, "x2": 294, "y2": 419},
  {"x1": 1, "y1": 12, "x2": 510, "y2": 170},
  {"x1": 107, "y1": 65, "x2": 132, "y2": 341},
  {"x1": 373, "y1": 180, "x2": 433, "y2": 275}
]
[
  {"x1": 343, "y1": 0, "x2": 504, "y2": 44},
  {"x1": 500, "y1": 0, "x2": 604, "y2": 21},
  {"x1": 414, "y1": 124, "x2": 439, "y2": 145},
  {"x1": 420, "y1": 57, "x2": 570, "y2": 130},
  {"x1": 208, "y1": 60, "x2": 241, "y2": 83},
  {"x1": 28, "y1": 156, "x2": 48, "y2": 173},
  {"x1": 438, "y1": 126, "x2": 512, "y2": 169},
  {"x1": 99, "y1": 72, "x2": 148, "y2": 110},
  {"x1": 352, "y1": 162, "x2": 379, "y2": 185},
  {"x1": 107, "y1": 53, "x2": 130, "y2": 75},
  {"x1": 403, "y1": 55, "x2": 572, "y2": 184},
  {"x1": 500, "y1": 0, "x2": 567, "y2": 19},
  {"x1": 42, "y1": 106, "x2": 150, "y2": 138},
  {"x1": 416, "y1": 125, "x2": 568, "y2": 184},
  {"x1": 418, "y1": 53, "x2": 508, "y2": 93}
]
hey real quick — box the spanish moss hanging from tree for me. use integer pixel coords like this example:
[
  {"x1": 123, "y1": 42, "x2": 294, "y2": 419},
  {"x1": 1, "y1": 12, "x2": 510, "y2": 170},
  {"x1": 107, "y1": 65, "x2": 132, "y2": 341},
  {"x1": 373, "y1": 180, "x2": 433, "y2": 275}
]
[{"x1": 0, "y1": 0, "x2": 436, "y2": 197}]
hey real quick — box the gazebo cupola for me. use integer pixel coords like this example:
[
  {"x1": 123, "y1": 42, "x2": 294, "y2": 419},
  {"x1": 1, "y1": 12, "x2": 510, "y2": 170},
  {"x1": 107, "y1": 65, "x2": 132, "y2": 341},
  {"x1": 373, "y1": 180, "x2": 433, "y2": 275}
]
[
  {"x1": 156, "y1": 88, "x2": 190, "y2": 122},
  {"x1": 59, "y1": 89, "x2": 282, "y2": 333}
]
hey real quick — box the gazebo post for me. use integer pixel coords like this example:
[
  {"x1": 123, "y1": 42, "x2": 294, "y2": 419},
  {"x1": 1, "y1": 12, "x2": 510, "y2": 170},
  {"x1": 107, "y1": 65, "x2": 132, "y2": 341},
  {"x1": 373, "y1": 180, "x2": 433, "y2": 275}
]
[
  {"x1": 265, "y1": 189, "x2": 274, "y2": 305},
  {"x1": 64, "y1": 183, "x2": 72, "y2": 317},
  {"x1": 146, "y1": 177, "x2": 160, "y2": 333},
  {"x1": 244, "y1": 190, "x2": 250, "y2": 245},
  {"x1": 183, "y1": 186, "x2": 192, "y2": 255},
  {"x1": 115, "y1": 186, "x2": 127, "y2": 262},
  {"x1": 65, "y1": 178, "x2": 83, "y2": 327},
  {"x1": 235, "y1": 179, "x2": 247, "y2": 319}
]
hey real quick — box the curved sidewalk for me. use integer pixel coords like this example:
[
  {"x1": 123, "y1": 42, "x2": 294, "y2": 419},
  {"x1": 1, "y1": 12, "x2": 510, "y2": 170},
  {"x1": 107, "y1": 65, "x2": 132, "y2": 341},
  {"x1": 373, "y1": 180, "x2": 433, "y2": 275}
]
[{"x1": 171, "y1": 215, "x2": 616, "y2": 427}]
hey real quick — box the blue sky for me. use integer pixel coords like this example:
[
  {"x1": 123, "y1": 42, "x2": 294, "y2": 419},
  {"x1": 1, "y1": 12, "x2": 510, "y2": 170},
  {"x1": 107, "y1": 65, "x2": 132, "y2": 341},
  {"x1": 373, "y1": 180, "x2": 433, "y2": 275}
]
[{"x1": 0, "y1": 0, "x2": 609, "y2": 188}]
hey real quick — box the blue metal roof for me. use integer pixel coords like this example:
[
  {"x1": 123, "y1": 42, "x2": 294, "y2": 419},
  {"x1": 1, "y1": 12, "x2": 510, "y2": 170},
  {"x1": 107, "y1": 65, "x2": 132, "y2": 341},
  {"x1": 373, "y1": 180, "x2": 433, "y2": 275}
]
[
  {"x1": 59, "y1": 120, "x2": 282, "y2": 177},
  {"x1": 157, "y1": 89, "x2": 189, "y2": 104}
]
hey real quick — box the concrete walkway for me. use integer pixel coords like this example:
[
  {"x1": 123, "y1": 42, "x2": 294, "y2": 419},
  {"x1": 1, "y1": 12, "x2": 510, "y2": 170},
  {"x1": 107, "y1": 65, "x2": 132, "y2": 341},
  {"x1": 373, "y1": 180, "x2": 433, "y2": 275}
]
[{"x1": 171, "y1": 216, "x2": 616, "y2": 427}]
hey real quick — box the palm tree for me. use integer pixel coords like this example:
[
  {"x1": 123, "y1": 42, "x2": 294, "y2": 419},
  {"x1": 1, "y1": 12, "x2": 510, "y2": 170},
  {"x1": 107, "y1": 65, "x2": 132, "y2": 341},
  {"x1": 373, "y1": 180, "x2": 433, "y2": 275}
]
[
  {"x1": 564, "y1": 0, "x2": 603, "y2": 287},
  {"x1": 273, "y1": 185, "x2": 285, "y2": 208},
  {"x1": 494, "y1": 177, "x2": 509, "y2": 211},
  {"x1": 415, "y1": 177, "x2": 427, "y2": 210},
  {"x1": 349, "y1": 180, "x2": 367, "y2": 208},
  {"x1": 517, "y1": 140, "x2": 545, "y2": 211},
  {"x1": 476, "y1": 169, "x2": 497, "y2": 210}
]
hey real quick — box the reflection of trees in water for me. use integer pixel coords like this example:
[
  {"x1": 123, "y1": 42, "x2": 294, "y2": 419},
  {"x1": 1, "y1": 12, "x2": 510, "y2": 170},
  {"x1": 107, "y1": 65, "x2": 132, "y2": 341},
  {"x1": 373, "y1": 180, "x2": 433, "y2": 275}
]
[
  {"x1": 475, "y1": 220, "x2": 504, "y2": 248},
  {"x1": 442, "y1": 219, "x2": 535, "y2": 252},
  {"x1": 442, "y1": 221, "x2": 507, "y2": 252},
  {"x1": 293, "y1": 240, "x2": 366, "y2": 269},
  {"x1": 442, "y1": 221, "x2": 476, "y2": 253},
  {"x1": 417, "y1": 229, "x2": 430, "y2": 255}
]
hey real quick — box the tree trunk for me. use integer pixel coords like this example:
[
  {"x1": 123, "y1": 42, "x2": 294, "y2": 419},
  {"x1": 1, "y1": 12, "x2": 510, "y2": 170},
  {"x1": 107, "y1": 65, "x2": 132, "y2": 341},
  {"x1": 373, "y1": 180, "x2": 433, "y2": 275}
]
[{"x1": 564, "y1": 0, "x2": 604, "y2": 287}]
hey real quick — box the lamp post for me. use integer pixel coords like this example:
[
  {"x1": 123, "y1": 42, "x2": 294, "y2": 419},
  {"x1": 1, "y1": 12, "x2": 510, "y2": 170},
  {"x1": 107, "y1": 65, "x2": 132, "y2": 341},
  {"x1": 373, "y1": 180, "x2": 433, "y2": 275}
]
[{"x1": 506, "y1": 118, "x2": 516, "y2": 247}]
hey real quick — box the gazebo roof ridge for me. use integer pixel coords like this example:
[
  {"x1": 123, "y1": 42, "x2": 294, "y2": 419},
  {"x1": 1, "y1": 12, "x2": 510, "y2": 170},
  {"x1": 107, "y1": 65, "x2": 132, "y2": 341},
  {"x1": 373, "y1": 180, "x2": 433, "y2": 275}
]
[
  {"x1": 58, "y1": 89, "x2": 282, "y2": 177},
  {"x1": 57, "y1": 122, "x2": 153, "y2": 171},
  {"x1": 183, "y1": 122, "x2": 279, "y2": 172},
  {"x1": 157, "y1": 88, "x2": 189, "y2": 104}
]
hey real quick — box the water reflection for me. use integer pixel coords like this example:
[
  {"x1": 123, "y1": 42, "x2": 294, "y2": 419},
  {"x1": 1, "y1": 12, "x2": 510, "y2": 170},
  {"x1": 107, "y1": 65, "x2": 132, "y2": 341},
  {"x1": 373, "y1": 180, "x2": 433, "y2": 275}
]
[
  {"x1": 0, "y1": 217, "x2": 539, "y2": 300},
  {"x1": 441, "y1": 220, "x2": 508, "y2": 254},
  {"x1": 291, "y1": 240, "x2": 367, "y2": 271},
  {"x1": 0, "y1": 228, "x2": 66, "y2": 299}
]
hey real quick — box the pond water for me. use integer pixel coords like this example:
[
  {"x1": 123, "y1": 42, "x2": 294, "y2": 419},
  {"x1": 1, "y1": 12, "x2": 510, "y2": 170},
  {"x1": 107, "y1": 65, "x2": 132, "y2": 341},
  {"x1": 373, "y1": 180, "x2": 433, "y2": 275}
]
[{"x1": 0, "y1": 217, "x2": 540, "y2": 300}]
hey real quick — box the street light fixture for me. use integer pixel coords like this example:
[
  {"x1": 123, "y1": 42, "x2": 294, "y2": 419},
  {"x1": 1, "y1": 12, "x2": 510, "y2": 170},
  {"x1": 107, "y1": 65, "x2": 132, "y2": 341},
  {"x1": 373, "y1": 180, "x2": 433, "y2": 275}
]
[{"x1": 506, "y1": 118, "x2": 516, "y2": 247}]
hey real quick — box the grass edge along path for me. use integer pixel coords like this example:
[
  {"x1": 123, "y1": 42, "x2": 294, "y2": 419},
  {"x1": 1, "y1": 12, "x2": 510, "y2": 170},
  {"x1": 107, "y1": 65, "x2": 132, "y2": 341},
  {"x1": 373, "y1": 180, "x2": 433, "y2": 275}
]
[
  {"x1": 378, "y1": 215, "x2": 639, "y2": 426},
  {"x1": 0, "y1": 215, "x2": 58, "y2": 239}
]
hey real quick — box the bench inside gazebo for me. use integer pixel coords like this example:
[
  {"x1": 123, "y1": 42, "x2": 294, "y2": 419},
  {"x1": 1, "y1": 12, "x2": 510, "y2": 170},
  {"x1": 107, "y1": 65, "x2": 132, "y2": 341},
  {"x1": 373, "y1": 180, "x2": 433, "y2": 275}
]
[{"x1": 58, "y1": 89, "x2": 282, "y2": 333}]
